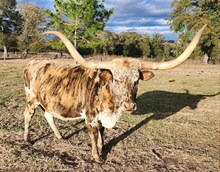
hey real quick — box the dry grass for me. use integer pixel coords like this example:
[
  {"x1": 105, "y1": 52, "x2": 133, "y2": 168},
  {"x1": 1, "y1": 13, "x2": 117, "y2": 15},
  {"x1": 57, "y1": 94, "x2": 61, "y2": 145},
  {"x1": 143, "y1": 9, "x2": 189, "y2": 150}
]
[{"x1": 0, "y1": 58, "x2": 219, "y2": 171}]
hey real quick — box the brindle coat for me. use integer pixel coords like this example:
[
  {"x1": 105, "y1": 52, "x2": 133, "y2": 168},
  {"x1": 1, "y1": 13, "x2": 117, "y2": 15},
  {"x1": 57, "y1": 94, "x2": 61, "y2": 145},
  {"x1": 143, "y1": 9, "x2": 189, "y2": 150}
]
[
  {"x1": 23, "y1": 25, "x2": 206, "y2": 162},
  {"x1": 23, "y1": 59, "x2": 154, "y2": 162}
]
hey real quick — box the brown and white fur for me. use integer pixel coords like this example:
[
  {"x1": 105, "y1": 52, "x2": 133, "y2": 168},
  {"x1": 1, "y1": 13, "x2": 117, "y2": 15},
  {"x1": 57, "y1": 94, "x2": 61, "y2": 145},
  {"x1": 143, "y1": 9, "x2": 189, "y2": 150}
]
[
  {"x1": 23, "y1": 59, "x2": 153, "y2": 162},
  {"x1": 23, "y1": 25, "x2": 206, "y2": 162}
]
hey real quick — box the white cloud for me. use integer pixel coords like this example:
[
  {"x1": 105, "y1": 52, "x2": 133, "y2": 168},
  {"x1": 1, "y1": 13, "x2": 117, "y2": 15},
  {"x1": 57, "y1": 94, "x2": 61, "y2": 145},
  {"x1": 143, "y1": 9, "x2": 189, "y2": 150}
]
[
  {"x1": 105, "y1": 0, "x2": 177, "y2": 39},
  {"x1": 17, "y1": 0, "x2": 178, "y2": 40}
]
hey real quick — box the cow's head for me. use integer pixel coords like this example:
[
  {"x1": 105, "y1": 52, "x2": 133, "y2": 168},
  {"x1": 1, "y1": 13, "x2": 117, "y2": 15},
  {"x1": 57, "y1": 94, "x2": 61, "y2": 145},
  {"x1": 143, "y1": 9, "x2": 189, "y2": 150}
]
[
  {"x1": 98, "y1": 58, "x2": 154, "y2": 112},
  {"x1": 43, "y1": 25, "x2": 206, "y2": 112}
]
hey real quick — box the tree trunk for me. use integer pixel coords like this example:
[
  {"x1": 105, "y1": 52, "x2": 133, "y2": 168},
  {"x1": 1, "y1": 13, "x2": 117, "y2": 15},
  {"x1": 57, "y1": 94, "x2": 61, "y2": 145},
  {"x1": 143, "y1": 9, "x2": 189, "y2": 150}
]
[
  {"x1": 3, "y1": 45, "x2": 8, "y2": 60},
  {"x1": 203, "y1": 54, "x2": 209, "y2": 64},
  {"x1": 74, "y1": 27, "x2": 77, "y2": 48},
  {"x1": 21, "y1": 49, "x2": 28, "y2": 59},
  {"x1": 74, "y1": 17, "x2": 78, "y2": 48}
]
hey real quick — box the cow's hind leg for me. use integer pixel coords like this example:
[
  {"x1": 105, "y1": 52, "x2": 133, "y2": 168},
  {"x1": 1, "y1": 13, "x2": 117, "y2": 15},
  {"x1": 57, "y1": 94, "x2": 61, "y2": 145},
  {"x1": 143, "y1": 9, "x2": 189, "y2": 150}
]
[
  {"x1": 44, "y1": 112, "x2": 62, "y2": 139},
  {"x1": 24, "y1": 103, "x2": 37, "y2": 142}
]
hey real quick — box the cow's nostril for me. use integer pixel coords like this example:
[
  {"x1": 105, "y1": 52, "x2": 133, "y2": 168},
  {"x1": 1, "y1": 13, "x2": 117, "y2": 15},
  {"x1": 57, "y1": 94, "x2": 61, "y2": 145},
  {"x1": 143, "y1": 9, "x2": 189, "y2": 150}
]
[
  {"x1": 133, "y1": 104, "x2": 137, "y2": 111},
  {"x1": 123, "y1": 102, "x2": 136, "y2": 111}
]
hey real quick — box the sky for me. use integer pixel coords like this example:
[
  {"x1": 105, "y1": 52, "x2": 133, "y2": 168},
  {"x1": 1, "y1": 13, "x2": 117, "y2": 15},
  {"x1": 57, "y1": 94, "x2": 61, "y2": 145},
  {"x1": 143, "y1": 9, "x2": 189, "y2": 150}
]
[{"x1": 17, "y1": 0, "x2": 178, "y2": 40}]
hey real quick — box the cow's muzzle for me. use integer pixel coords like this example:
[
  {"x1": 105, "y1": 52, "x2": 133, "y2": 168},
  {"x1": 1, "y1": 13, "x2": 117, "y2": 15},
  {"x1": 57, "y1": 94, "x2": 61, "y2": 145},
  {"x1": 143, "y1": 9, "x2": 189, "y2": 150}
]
[{"x1": 122, "y1": 102, "x2": 137, "y2": 112}]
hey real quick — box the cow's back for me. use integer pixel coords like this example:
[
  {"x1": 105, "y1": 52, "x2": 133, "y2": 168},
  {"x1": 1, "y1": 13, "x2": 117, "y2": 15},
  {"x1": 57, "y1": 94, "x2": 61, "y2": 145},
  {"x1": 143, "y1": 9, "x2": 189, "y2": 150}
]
[{"x1": 24, "y1": 60, "x2": 113, "y2": 118}]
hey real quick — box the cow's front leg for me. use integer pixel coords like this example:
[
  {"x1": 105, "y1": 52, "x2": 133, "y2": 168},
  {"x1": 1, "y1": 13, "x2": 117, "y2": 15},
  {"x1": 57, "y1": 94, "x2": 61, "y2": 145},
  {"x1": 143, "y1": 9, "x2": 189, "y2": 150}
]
[
  {"x1": 86, "y1": 124, "x2": 103, "y2": 163},
  {"x1": 97, "y1": 126, "x2": 104, "y2": 152}
]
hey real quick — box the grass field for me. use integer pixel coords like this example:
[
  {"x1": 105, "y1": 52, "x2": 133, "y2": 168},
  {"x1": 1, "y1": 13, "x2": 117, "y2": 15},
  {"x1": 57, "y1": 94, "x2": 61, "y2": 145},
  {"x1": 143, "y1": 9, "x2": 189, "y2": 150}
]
[{"x1": 0, "y1": 58, "x2": 219, "y2": 171}]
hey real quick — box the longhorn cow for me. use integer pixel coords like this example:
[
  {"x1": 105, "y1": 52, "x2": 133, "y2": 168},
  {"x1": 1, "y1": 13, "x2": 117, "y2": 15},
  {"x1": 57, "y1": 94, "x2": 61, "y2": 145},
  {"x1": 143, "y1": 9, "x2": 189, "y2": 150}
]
[{"x1": 23, "y1": 25, "x2": 206, "y2": 162}]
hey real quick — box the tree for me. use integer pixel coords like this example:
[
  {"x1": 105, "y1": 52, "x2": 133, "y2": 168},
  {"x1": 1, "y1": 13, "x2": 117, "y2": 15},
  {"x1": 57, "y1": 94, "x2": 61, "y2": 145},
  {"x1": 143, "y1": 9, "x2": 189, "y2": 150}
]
[
  {"x1": 122, "y1": 32, "x2": 143, "y2": 57},
  {"x1": 0, "y1": 0, "x2": 23, "y2": 60},
  {"x1": 96, "y1": 30, "x2": 119, "y2": 55},
  {"x1": 167, "y1": 0, "x2": 220, "y2": 62},
  {"x1": 139, "y1": 34, "x2": 151, "y2": 57},
  {"x1": 163, "y1": 42, "x2": 172, "y2": 58},
  {"x1": 115, "y1": 32, "x2": 126, "y2": 56},
  {"x1": 150, "y1": 33, "x2": 165, "y2": 58},
  {"x1": 17, "y1": 3, "x2": 47, "y2": 58},
  {"x1": 47, "y1": 0, "x2": 113, "y2": 52}
]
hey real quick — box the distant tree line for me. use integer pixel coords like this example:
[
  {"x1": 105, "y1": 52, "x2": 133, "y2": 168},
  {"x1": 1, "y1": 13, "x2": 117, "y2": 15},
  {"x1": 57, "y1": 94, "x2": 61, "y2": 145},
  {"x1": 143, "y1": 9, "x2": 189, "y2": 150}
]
[
  {"x1": 69, "y1": 30, "x2": 175, "y2": 59},
  {"x1": 0, "y1": 0, "x2": 219, "y2": 62}
]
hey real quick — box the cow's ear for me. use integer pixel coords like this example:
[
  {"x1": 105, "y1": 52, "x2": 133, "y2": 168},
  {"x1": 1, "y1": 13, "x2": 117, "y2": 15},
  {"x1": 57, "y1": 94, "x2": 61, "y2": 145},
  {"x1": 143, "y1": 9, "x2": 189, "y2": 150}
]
[
  {"x1": 140, "y1": 70, "x2": 154, "y2": 81},
  {"x1": 99, "y1": 70, "x2": 113, "y2": 82}
]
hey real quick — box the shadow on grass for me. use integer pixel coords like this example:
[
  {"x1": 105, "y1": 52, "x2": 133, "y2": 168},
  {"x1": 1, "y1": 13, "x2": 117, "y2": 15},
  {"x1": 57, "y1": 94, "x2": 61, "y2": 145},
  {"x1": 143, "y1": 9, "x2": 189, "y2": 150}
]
[
  {"x1": 29, "y1": 119, "x2": 85, "y2": 144},
  {"x1": 134, "y1": 90, "x2": 220, "y2": 119},
  {"x1": 102, "y1": 90, "x2": 219, "y2": 159}
]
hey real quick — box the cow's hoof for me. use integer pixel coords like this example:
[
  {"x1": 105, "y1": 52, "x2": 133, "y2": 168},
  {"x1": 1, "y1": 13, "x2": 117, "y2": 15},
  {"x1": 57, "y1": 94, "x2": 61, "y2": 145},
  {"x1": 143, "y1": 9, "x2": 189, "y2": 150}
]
[
  {"x1": 56, "y1": 135, "x2": 63, "y2": 140},
  {"x1": 24, "y1": 137, "x2": 31, "y2": 144},
  {"x1": 92, "y1": 157, "x2": 104, "y2": 163}
]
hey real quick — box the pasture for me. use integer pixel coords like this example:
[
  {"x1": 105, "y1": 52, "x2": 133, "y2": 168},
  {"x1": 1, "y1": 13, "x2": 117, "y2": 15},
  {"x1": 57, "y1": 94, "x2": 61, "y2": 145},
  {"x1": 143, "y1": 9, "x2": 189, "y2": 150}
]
[{"x1": 0, "y1": 58, "x2": 219, "y2": 171}]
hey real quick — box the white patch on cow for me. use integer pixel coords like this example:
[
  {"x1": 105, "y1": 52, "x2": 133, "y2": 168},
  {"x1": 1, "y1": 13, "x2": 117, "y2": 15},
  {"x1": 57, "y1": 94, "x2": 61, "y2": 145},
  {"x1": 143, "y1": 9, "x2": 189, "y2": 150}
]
[
  {"x1": 80, "y1": 109, "x2": 87, "y2": 124},
  {"x1": 44, "y1": 112, "x2": 62, "y2": 139},
  {"x1": 44, "y1": 112, "x2": 53, "y2": 122},
  {"x1": 89, "y1": 115, "x2": 99, "y2": 128},
  {"x1": 25, "y1": 86, "x2": 36, "y2": 99},
  {"x1": 98, "y1": 109, "x2": 121, "y2": 129}
]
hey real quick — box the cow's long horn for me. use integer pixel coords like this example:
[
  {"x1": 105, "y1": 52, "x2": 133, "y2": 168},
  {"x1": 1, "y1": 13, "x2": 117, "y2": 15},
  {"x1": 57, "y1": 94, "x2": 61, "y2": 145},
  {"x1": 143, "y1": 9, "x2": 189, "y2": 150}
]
[
  {"x1": 141, "y1": 24, "x2": 207, "y2": 70},
  {"x1": 43, "y1": 31, "x2": 111, "y2": 69}
]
